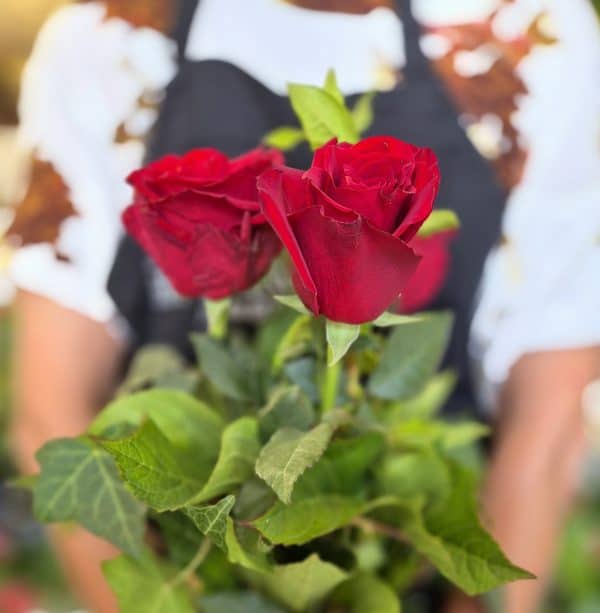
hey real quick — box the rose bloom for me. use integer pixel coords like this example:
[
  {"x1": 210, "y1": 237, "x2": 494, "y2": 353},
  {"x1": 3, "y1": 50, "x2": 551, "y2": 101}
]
[
  {"x1": 258, "y1": 137, "x2": 441, "y2": 324},
  {"x1": 123, "y1": 148, "x2": 284, "y2": 299}
]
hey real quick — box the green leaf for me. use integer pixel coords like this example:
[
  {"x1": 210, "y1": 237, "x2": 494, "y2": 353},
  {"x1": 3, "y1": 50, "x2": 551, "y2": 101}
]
[
  {"x1": 263, "y1": 126, "x2": 306, "y2": 151},
  {"x1": 202, "y1": 592, "x2": 283, "y2": 613},
  {"x1": 274, "y1": 294, "x2": 310, "y2": 315},
  {"x1": 287, "y1": 83, "x2": 359, "y2": 149},
  {"x1": 259, "y1": 386, "x2": 315, "y2": 441},
  {"x1": 351, "y1": 91, "x2": 376, "y2": 134},
  {"x1": 103, "y1": 550, "x2": 194, "y2": 613},
  {"x1": 89, "y1": 389, "x2": 223, "y2": 449},
  {"x1": 402, "y1": 463, "x2": 534, "y2": 595},
  {"x1": 390, "y1": 419, "x2": 490, "y2": 450},
  {"x1": 117, "y1": 345, "x2": 196, "y2": 395},
  {"x1": 191, "y1": 417, "x2": 261, "y2": 504},
  {"x1": 101, "y1": 420, "x2": 217, "y2": 511},
  {"x1": 252, "y1": 434, "x2": 383, "y2": 544},
  {"x1": 185, "y1": 495, "x2": 236, "y2": 551},
  {"x1": 272, "y1": 314, "x2": 313, "y2": 373},
  {"x1": 323, "y1": 69, "x2": 345, "y2": 105},
  {"x1": 191, "y1": 334, "x2": 253, "y2": 401},
  {"x1": 225, "y1": 518, "x2": 271, "y2": 572},
  {"x1": 154, "y1": 511, "x2": 205, "y2": 567},
  {"x1": 383, "y1": 370, "x2": 457, "y2": 422},
  {"x1": 34, "y1": 437, "x2": 145, "y2": 557},
  {"x1": 284, "y1": 357, "x2": 320, "y2": 405},
  {"x1": 204, "y1": 298, "x2": 231, "y2": 339},
  {"x1": 257, "y1": 554, "x2": 348, "y2": 611},
  {"x1": 330, "y1": 573, "x2": 401, "y2": 613},
  {"x1": 372, "y1": 312, "x2": 422, "y2": 328},
  {"x1": 369, "y1": 312, "x2": 453, "y2": 400},
  {"x1": 255, "y1": 424, "x2": 333, "y2": 503},
  {"x1": 417, "y1": 209, "x2": 460, "y2": 238},
  {"x1": 377, "y1": 450, "x2": 451, "y2": 508},
  {"x1": 326, "y1": 320, "x2": 361, "y2": 366}
]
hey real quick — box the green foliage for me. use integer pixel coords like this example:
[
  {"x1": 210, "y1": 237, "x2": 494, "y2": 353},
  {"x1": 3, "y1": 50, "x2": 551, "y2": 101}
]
[
  {"x1": 34, "y1": 437, "x2": 145, "y2": 557},
  {"x1": 186, "y1": 496, "x2": 236, "y2": 552},
  {"x1": 263, "y1": 126, "x2": 306, "y2": 151},
  {"x1": 400, "y1": 463, "x2": 535, "y2": 595},
  {"x1": 101, "y1": 420, "x2": 217, "y2": 512},
  {"x1": 326, "y1": 320, "x2": 361, "y2": 366},
  {"x1": 28, "y1": 73, "x2": 532, "y2": 612},
  {"x1": 191, "y1": 417, "x2": 261, "y2": 504},
  {"x1": 255, "y1": 423, "x2": 333, "y2": 503},
  {"x1": 369, "y1": 312, "x2": 453, "y2": 400},
  {"x1": 204, "y1": 298, "x2": 231, "y2": 339},
  {"x1": 252, "y1": 554, "x2": 348, "y2": 611},
  {"x1": 417, "y1": 209, "x2": 460, "y2": 238},
  {"x1": 89, "y1": 389, "x2": 223, "y2": 449},
  {"x1": 103, "y1": 551, "x2": 194, "y2": 613},
  {"x1": 288, "y1": 83, "x2": 359, "y2": 149},
  {"x1": 331, "y1": 572, "x2": 402, "y2": 612}
]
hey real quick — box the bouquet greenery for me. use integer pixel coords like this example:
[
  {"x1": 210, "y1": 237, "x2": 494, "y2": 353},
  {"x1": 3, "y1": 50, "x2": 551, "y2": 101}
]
[{"x1": 25, "y1": 72, "x2": 531, "y2": 612}]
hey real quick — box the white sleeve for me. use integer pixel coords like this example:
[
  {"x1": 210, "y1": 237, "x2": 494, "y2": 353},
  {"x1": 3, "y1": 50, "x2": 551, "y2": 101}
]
[
  {"x1": 9, "y1": 2, "x2": 176, "y2": 323},
  {"x1": 471, "y1": 0, "x2": 600, "y2": 386}
]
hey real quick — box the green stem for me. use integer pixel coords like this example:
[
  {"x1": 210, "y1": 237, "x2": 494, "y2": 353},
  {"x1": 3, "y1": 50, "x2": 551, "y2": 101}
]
[
  {"x1": 321, "y1": 358, "x2": 341, "y2": 413},
  {"x1": 205, "y1": 298, "x2": 231, "y2": 340},
  {"x1": 171, "y1": 537, "x2": 212, "y2": 588}
]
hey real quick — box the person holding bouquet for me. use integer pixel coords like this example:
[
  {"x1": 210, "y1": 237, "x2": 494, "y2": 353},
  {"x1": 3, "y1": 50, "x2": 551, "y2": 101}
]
[{"x1": 7, "y1": 1, "x2": 600, "y2": 611}]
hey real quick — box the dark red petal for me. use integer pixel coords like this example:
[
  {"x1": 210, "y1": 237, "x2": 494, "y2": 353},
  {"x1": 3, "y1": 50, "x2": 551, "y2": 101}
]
[
  {"x1": 258, "y1": 168, "x2": 319, "y2": 314},
  {"x1": 288, "y1": 207, "x2": 421, "y2": 324},
  {"x1": 393, "y1": 148, "x2": 440, "y2": 241}
]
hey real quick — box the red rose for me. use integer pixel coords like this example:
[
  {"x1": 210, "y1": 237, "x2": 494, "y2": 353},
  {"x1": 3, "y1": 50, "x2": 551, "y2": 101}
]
[
  {"x1": 397, "y1": 231, "x2": 455, "y2": 314},
  {"x1": 123, "y1": 148, "x2": 284, "y2": 299},
  {"x1": 258, "y1": 137, "x2": 440, "y2": 324}
]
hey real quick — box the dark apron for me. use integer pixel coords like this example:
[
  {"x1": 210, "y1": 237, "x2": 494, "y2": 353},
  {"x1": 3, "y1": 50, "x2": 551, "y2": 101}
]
[{"x1": 108, "y1": 0, "x2": 506, "y2": 412}]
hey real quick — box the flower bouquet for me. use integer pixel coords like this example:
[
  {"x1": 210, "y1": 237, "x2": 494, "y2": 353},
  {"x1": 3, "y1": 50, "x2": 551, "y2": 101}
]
[{"x1": 25, "y1": 72, "x2": 531, "y2": 612}]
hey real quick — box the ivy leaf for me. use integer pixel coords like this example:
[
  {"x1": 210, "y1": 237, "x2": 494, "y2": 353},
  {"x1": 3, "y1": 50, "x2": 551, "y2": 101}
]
[
  {"x1": 326, "y1": 320, "x2": 361, "y2": 366},
  {"x1": 191, "y1": 417, "x2": 261, "y2": 504},
  {"x1": 255, "y1": 424, "x2": 333, "y2": 504},
  {"x1": 369, "y1": 312, "x2": 453, "y2": 400},
  {"x1": 330, "y1": 573, "x2": 401, "y2": 613},
  {"x1": 274, "y1": 294, "x2": 310, "y2": 315},
  {"x1": 287, "y1": 83, "x2": 359, "y2": 149},
  {"x1": 323, "y1": 69, "x2": 345, "y2": 105},
  {"x1": 191, "y1": 334, "x2": 253, "y2": 401},
  {"x1": 263, "y1": 126, "x2": 306, "y2": 151},
  {"x1": 259, "y1": 386, "x2": 316, "y2": 441},
  {"x1": 33, "y1": 437, "x2": 145, "y2": 557},
  {"x1": 101, "y1": 420, "x2": 218, "y2": 511},
  {"x1": 256, "y1": 554, "x2": 348, "y2": 611},
  {"x1": 103, "y1": 550, "x2": 194, "y2": 613},
  {"x1": 89, "y1": 389, "x2": 223, "y2": 449},
  {"x1": 185, "y1": 495, "x2": 236, "y2": 551},
  {"x1": 417, "y1": 210, "x2": 460, "y2": 238},
  {"x1": 154, "y1": 511, "x2": 205, "y2": 567},
  {"x1": 351, "y1": 91, "x2": 376, "y2": 134}
]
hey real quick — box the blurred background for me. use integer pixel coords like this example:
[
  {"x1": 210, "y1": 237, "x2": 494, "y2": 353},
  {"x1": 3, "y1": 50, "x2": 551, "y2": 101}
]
[
  {"x1": 0, "y1": 2, "x2": 600, "y2": 612},
  {"x1": 0, "y1": 4, "x2": 80, "y2": 611}
]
